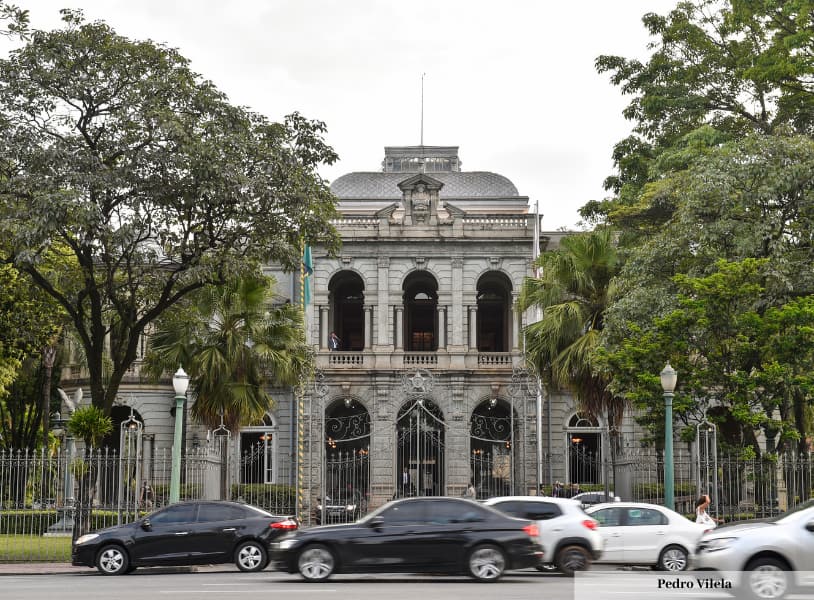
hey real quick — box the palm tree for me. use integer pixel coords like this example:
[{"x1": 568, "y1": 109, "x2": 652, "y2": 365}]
[
  {"x1": 144, "y1": 274, "x2": 309, "y2": 430},
  {"x1": 518, "y1": 228, "x2": 625, "y2": 435}
]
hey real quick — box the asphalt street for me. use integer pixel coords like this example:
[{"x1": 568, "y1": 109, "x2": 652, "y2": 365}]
[{"x1": 3, "y1": 568, "x2": 814, "y2": 600}]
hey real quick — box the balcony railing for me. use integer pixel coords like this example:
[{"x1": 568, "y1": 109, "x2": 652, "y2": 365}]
[
  {"x1": 403, "y1": 353, "x2": 438, "y2": 367},
  {"x1": 327, "y1": 352, "x2": 365, "y2": 367},
  {"x1": 477, "y1": 352, "x2": 513, "y2": 367}
]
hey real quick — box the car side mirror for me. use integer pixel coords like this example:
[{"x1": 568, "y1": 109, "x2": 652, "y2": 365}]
[
  {"x1": 805, "y1": 520, "x2": 814, "y2": 532},
  {"x1": 141, "y1": 519, "x2": 152, "y2": 531},
  {"x1": 368, "y1": 516, "x2": 384, "y2": 530}
]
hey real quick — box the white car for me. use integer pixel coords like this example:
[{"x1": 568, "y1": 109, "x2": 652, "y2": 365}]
[
  {"x1": 586, "y1": 502, "x2": 708, "y2": 571},
  {"x1": 483, "y1": 496, "x2": 603, "y2": 575}
]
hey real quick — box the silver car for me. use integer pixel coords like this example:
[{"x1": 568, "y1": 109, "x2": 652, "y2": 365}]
[{"x1": 692, "y1": 499, "x2": 814, "y2": 599}]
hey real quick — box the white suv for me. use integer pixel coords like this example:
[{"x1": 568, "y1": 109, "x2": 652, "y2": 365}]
[{"x1": 483, "y1": 496, "x2": 603, "y2": 575}]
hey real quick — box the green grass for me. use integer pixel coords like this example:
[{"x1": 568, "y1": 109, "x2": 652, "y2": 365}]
[{"x1": 0, "y1": 535, "x2": 71, "y2": 562}]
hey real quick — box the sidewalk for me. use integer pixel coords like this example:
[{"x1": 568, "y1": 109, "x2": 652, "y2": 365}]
[{"x1": 0, "y1": 562, "x2": 238, "y2": 575}]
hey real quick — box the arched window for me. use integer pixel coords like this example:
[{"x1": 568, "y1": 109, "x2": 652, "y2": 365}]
[
  {"x1": 329, "y1": 272, "x2": 365, "y2": 351},
  {"x1": 476, "y1": 272, "x2": 511, "y2": 352},
  {"x1": 403, "y1": 272, "x2": 438, "y2": 351}
]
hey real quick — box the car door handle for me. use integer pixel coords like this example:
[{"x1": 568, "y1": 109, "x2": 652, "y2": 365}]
[
  {"x1": 222, "y1": 527, "x2": 237, "y2": 531},
  {"x1": 656, "y1": 531, "x2": 665, "y2": 535},
  {"x1": 174, "y1": 531, "x2": 189, "y2": 536}
]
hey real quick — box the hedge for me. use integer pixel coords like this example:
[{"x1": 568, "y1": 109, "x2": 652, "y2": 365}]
[
  {"x1": 0, "y1": 509, "x2": 141, "y2": 535},
  {"x1": 231, "y1": 483, "x2": 296, "y2": 511}
]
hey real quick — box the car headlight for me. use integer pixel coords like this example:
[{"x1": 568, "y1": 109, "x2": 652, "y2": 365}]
[
  {"x1": 701, "y1": 537, "x2": 737, "y2": 552},
  {"x1": 278, "y1": 538, "x2": 299, "y2": 550},
  {"x1": 345, "y1": 504, "x2": 357, "y2": 511},
  {"x1": 74, "y1": 533, "x2": 99, "y2": 545}
]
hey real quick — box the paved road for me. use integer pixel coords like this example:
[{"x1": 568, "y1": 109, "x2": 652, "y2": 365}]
[
  {"x1": 1, "y1": 569, "x2": 567, "y2": 600},
  {"x1": 4, "y1": 568, "x2": 814, "y2": 600}
]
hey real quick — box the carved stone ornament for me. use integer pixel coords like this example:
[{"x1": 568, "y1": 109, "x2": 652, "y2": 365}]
[{"x1": 413, "y1": 257, "x2": 426, "y2": 270}]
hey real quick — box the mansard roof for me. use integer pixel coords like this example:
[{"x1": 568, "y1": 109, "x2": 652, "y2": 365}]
[{"x1": 330, "y1": 171, "x2": 519, "y2": 200}]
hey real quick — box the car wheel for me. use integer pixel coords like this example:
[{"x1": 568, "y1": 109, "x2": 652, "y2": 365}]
[
  {"x1": 555, "y1": 545, "x2": 591, "y2": 577},
  {"x1": 235, "y1": 540, "x2": 268, "y2": 572},
  {"x1": 744, "y1": 557, "x2": 790, "y2": 600},
  {"x1": 95, "y1": 544, "x2": 129, "y2": 576},
  {"x1": 298, "y1": 544, "x2": 335, "y2": 582},
  {"x1": 657, "y1": 545, "x2": 689, "y2": 572},
  {"x1": 467, "y1": 544, "x2": 506, "y2": 582}
]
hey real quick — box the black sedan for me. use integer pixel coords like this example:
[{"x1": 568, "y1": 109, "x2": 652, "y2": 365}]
[
  {"x1": 72, "y1": 500, "x2": 298, "y2": 575},
  {"x1": 271, "y1": 496, "x2": 542, "y2": 582}
]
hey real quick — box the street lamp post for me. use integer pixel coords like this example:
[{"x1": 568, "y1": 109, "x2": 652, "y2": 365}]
[
  {"x1": 660, "y1": 362, "x2": 677, "y2": 511},
  {"x1": 170, "y1": 367, "x2": 189, "y2": 504}
]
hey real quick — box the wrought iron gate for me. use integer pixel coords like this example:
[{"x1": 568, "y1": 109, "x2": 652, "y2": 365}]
[{"x1": 396, "y1": 398, "x2": 445, "y2": 497}]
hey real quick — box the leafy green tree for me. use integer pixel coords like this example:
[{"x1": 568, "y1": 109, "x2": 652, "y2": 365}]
[
  {"x1": 144, "y1": 274, "x2": 309, "y2": 430},
  {"x1": 0, "y1": 8, "x2": 339, "y2": 417},
  {"x1": 601, "y1": 257, "x2": 814, "y2": 464},
  {"x1": 518, "y1": 229, "x2": 626, "y2": 438},
  {"x1": 587, "y1": 0, "x2": 814, "y2": 227}
]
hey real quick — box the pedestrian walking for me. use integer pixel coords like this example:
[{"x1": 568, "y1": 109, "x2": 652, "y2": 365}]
[{"x1": 695, "y1": 494, "x2": 724, "y2": 529}]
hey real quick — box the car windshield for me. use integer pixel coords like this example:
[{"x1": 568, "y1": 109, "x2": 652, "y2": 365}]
[{"x1": 769, "y1": 498, "x2": 814, "y2": 523}]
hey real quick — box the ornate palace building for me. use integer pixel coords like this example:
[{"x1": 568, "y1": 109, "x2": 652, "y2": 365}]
[{"x1": 59, "y1": 144, "x2": 630, "y2": 515}]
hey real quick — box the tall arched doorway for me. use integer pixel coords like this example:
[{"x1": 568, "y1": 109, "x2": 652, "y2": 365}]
[
  {"x1": 470, "y1": 399, "x2": 518, "y2": 498},
  {"x1": 240, "y1": 414, "x2": 278, "y2": 484},
  {"x1": 403, "y1": 272, "x2": 438, "y2": 351},
  {"x1": 476, "y1": 272, "x2": 512, "y2": 351},
  {"x1": 566, "y1": 413, "x2": 602, "y2": 484},
  {"x1": 329, "y1": 272, "x2": 365, "y2": 351},
  {"x1": 396, "y1": 398, "x2": 445, "y2": 497},
  {"x1": 321, "y1": 398, "x2": 370, "y2": 522}
]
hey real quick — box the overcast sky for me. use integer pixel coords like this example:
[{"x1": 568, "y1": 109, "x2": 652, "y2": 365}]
[{"x1": 21, "y1": 0, "x2": 679, "y2": 230}]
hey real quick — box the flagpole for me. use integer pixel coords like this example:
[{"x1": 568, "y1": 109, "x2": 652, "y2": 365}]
[{"x1": 296, "y1": 243, "x2": 306, "y2": 522}]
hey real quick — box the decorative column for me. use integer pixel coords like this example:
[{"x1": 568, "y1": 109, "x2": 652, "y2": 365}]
[
  {"x1": 319, "y1": 306, "x2": 329, "y2": 350},
  {"x1": 437, "y1": 306, "x2": 446, "y2": 349},
  {"x1": 451, "y1": 257, "x2": 464, "y2": 346},
  {"x1": 364, "y1": 306, "x2": 373, "y2": 350},
  {"x1": 377, "y1": 257, "x2": 390, "y2": 346},
  {"x1": 395, "y1": 306, "x2": 404, "y2": 350},
  {"x1": 512, "y1": 294, "x2": 521, "y2": 351},
  {"x1": 469, "y1": 306, "x2": 478, "y2": 351}
]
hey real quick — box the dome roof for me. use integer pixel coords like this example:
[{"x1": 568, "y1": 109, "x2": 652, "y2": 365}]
[{"x1": 330, "y1": 171, "x2": 519, "y2": 200}]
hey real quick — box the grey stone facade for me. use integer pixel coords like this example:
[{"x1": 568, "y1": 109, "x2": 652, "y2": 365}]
[{"x1": 58, "y1": 145, "x2": 636, "y2": 511}]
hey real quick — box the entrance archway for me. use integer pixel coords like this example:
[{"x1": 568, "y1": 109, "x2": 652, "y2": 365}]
[
  {"x1": 396, "y1": 398, "x2": 445, "y2": 497},
  {"x1": 321, "y1": 398, "x2": 370, "y2": 522},
  {"x1": 470, "y1": 399, "x2": 518, "y2": 498},
  {"x1": 566, "y1": 413, "x2": 602, "y2": 484}
]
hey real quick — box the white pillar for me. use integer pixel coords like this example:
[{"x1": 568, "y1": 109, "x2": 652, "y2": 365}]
[
  {"x1": 364, "y1": 306, "x2": 373, "y2": 350},
  {"x1": 469, "y1": 306, "x2": 478, "y2": 351},
  {"x1": 512, "y1": 296, "x2": 521, "y2": 351},
  {"x1": 437, "y1": 306, "x2": 446, "y2": 349},
  {"x1": 319, "y1": 306, "x2": 329, "y2": 350},
  {"x1": 377, "y1": 257, "x2": 390, "y2": 346},
  {"x1": 395, "y1": 306, "x2": 404, "y2": 350},
  {"x1": 451, "y1": 257, "x2": 464, "y2": 345}
]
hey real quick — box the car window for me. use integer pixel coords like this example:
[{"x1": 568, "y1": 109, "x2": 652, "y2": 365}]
[
  {"x1": 592, "y1": 507, "x2": 623, "y2": 526},
  {"x1": 490, "y1": 501, "x2": 524, "y2": 519},
  {"x1": 149, "y1": 504, "x2": 197, "y2": 525},
  {"x1": 197, "y1": 503, "x2": 249, "y2": 522},
  {"x1": 523, "y1": 501, "x2": 562, "y2": 520},
  {"x1": 426, "y1": 500, "x2": 487, "y2": 524},
  {"x1": 625, "y1": 508, "x2": 667, "y2": 526},
  {"x1": 380, "y1": 500, "x2": 425, "y2": 523}
]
